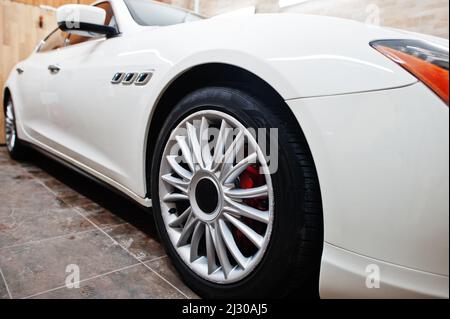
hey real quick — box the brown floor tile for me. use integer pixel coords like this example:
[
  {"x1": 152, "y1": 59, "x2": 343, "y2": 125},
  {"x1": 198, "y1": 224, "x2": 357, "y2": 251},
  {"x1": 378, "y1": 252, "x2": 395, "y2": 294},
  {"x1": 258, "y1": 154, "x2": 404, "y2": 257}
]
[
  {"x1": 0, "y1": 154, "x2": 34, "y2": 181},
  {"x1": 0, "y1": 152, "x2": 19, "y2": 167},
  {"x1": 0, "y1": 270, "x2": 11, "y2": 299},
  {"x1": 76, "y1": 203, "x2": 126, "y2": 228},
  {"x1": 0, "y1": 207, "x2": 95, "y2": 249},
  {"x1": 31, "y1": 264, "x2": 185, "y2": 299},
  {"x1": 105, "y1": 223, "x2": 165, "y2": 262},
  {"x1": 40, "y1": 179, "x2": 79, "y2": 198},
  {"x1": 0, "y1": 206, "x2": 13, "y2": 220},
  {"x1": 23, "y1": 167, "x2": 53, "y2": 181},
  {"x1": 57, "y1": 194, "x2": 95, "y2": 208},
  {"x1": 0, "y1": 167, "x2": 30, "y2": 182},
  {"x1": 0, "y1": 229, "x2": 138, "y2": 298},
  {"x1": 145, "y1": 257, "x2": 198, "y2": 299},
  {"x1": 0, "y1": 147, "x2": 192, "y2": 300},
  {"x1": 0, "y1": 179, "x2": 67, "y2": 211}
]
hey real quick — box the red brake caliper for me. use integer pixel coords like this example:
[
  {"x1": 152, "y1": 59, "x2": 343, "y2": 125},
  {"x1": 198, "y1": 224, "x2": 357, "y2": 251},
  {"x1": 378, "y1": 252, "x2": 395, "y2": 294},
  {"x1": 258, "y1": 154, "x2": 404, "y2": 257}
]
[{"x1": 235, "y1": 164, "x2": 268, "y2": 255}]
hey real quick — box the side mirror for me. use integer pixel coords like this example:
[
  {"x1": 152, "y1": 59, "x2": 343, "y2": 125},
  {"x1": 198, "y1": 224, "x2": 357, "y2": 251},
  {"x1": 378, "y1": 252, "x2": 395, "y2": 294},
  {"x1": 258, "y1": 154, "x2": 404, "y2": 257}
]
[{"x1": 56, "y1": 4, "x2": 118, "y2": 37}]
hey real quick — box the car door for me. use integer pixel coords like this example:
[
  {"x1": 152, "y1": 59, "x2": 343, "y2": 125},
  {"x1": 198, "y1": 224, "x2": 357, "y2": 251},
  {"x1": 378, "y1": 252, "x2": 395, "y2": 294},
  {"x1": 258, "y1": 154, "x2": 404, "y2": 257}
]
[
  {"x1": 18, "y1": 28, "x2": 70, "y2": 145},
  {"x1": 44, "y1": 1, "x2": 158, "y2": 194}
]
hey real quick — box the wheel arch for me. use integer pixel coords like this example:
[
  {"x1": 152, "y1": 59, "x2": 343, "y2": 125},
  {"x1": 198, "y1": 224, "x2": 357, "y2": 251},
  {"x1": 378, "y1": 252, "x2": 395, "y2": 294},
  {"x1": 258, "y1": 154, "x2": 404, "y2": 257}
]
[
  {"x1": 144, "y1": 63, "x2": 318, "y2": 198},
  {"x1": 3, "y1": 87, "x2": 11, "y2": 111}
]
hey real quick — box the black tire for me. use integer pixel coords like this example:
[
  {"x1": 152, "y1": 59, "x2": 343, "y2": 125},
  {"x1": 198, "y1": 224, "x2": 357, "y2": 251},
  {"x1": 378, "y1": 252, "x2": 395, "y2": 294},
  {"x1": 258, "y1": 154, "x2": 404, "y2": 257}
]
[
  {"x1": 4, "y1": 97, "x2": 27, "y2": 160},
  {"x1": 151, "y1": 87, "x2": 323, "y2": 298}
]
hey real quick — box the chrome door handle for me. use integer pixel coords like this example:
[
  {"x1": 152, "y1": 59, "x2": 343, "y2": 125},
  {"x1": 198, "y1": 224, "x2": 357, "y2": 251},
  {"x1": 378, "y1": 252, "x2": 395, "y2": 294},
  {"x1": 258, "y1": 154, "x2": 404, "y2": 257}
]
[
  {"x1": 48, "y1": 64, "x2": 60, "y2": 74},
  {"x1": 16, "y1": 67, "x2": 24, "y2": 74}
]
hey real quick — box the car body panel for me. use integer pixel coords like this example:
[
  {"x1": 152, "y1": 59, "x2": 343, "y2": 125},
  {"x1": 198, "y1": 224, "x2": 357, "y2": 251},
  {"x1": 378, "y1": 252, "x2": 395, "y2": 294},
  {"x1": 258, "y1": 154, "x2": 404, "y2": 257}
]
[
  {"x1": 320, "y1": 243, "x2": 449, "y2": 299},
  {"x1": 288, "y1": 82, "x2": 449, "y2": 282}
]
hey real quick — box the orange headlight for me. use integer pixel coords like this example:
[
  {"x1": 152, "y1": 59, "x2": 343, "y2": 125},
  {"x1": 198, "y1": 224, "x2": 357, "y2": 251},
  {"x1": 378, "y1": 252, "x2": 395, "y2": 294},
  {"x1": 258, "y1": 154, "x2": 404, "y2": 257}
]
[{"x1": 372, "y1": 40, "x2": 449, "y2": 105}]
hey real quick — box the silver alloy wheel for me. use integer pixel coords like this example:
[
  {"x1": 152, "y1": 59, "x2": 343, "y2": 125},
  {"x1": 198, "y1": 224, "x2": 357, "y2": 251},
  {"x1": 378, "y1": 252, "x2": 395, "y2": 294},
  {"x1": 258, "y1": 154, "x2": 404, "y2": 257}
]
[
  {"x1": 5, "y1": 101, "x2": 16, "y2": 152},
  {"x1": 159, "y1": 110, "x2": 274, "y2": 284}
]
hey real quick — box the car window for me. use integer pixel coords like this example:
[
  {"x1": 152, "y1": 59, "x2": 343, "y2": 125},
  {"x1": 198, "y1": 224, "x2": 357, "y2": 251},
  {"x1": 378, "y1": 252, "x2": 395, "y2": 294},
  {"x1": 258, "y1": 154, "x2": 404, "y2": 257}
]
[
  {"x1": 124, "y1": 0, "x2": 203, "y2": 26},
  {"x1": 38, "y1": 1, "x2": 118, "y2": 52},
  {"x1": 38, "y1": 28, "x2": 69, "y2": 53}
]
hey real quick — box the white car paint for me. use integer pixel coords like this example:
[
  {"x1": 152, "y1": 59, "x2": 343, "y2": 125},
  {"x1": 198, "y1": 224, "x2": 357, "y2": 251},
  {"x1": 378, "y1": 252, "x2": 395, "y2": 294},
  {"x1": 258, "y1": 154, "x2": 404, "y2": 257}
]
[
  {"x1": 288, "y1": 82, "x2": 449, "y2": 298},
  {"x1": 4, "y1": 0, "x2": 448, "y2": 298}
]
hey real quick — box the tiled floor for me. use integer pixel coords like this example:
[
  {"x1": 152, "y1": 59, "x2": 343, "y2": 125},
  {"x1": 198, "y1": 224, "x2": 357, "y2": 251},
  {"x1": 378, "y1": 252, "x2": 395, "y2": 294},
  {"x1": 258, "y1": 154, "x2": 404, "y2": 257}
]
[{"x1": 0, "y1": 146, "x2": 197, "y2": 299}]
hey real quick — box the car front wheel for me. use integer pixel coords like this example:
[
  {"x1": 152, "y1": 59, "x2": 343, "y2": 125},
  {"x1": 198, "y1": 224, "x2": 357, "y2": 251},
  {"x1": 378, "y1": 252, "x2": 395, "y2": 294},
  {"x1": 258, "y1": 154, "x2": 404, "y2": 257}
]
[{"x1": 151, "y1": 87, "x2": 323, "y2": 298}]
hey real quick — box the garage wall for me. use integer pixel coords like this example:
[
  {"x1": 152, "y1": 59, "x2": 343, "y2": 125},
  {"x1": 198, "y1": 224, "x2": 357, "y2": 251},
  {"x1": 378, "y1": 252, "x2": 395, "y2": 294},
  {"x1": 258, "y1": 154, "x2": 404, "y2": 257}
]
[
  {"x1": 170, "y1": 0, "x2": 449, "y2": 39},
  {"x1": 197, "y1": 0, "x2": 258, "y2": 16},
  {"x1": 169, "y1": 0, "x2": 253, "y2": 15},
  {"x1": 280, "y1": 0, "x2": 449, "y2": 39},
  {"x1": 12, "y1": 0, "x2": 91, "y2": 6}
]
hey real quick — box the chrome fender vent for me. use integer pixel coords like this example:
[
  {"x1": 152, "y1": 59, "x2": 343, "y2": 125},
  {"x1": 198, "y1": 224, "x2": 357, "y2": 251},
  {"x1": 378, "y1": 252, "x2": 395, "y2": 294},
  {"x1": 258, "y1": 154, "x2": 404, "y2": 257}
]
[
  {"x1": 111, "y1": 72, "x2": 125, "y2": 84},
  {"x1": 111, "y1": 71, "x2": 154, "y2": 86},
  {"x1": 122, "y1": 72, "x2": 138, "y2": 85},
  {"x1": 135, "y1": 72, "x2": 153, "y2": 85}
]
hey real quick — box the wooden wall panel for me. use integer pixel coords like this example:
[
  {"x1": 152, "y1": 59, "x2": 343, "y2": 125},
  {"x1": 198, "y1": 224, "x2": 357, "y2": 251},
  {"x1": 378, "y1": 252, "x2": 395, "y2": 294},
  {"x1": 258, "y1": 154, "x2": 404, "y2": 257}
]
[
  {"x1": 13, "y1": 0, "x2": 93, "y2": 7},
  {"x1": 1, "y1": 0, "x2": 57, "y2": 144}
]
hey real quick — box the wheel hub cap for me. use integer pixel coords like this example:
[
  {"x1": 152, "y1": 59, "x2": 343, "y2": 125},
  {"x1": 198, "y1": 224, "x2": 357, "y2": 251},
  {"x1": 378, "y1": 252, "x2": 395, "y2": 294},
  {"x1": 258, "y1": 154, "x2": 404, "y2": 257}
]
[
  {"x1": 195, "y1": 178, "x2": 218, "y2": 214},
  {"x1": 189, "y1": 171, "x2": 224, "y2": 222},
  {"x1": 159, "y1": 110, "x2": 274, "y2": 284}
]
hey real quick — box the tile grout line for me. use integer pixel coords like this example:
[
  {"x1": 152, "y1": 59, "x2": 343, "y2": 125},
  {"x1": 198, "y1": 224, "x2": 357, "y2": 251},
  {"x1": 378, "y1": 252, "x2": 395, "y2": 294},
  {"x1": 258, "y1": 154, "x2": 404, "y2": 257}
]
[
  {"x1": 22, "y1": 262, "x2": 140, "y2": 299},
  {"x1": 31, "y1": 174, "x2": 190, "y2": 299},
  {"x1": 0, "y1": 266, "x2": 13, "y2": 299},
  {"x1": 22, "y1": 255, "x2": 169, "y2": 300},
  {"x1": 72, "y1": 204, "x2": 191, "y2": 299}
]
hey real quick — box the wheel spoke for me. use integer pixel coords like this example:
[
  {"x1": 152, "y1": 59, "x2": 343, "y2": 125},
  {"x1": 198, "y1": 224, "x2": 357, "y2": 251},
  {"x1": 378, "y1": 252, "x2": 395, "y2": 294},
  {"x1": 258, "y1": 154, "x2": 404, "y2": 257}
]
[
  {"x1": 220, "y1": 130, "x2": 245, "y2": 178},
  {"x1": 205, "y1": 225, "x2": 218, "y2": 274},
  {"x1": 222, "y1": 152, "x2": 257, "y2": 184},
  {"x1": 211, "y1": 120, "x2": 231, "y2": 170},
  {"x1": 177, "y1": 215, "x2": 198, "y2": 247},
  {"x1": 186, "y1": 122, "x2": 204, "y2": 169},
  {"x1": 166, "y1": 155, "x2": 193, "y2": 181},
  {"x1": 218, "y1": 218, "x2": 249, "y2": 269},
  {"x1": 5, "y1": 104, "x2": 16, "y2": 151},
  {"x1": 6, "y1": 105, "x2": 14, "y2": 120},
  {"x1": 223, "y1": 213, "x2": 264, "y2": 249},
  {"x1": 163, "y1": 193, "x2": 189, "y2": 202},
  {"x1": 190, "y1": 222, "x2": 205, "y2": 262},
  {"x1": 225, "y1": 184, "x2": 268, "y2": 199},
  {"x1": 200, "y1": 117, "x2": 213, "y2": 169},
  {"x1": 176, "y1": 135, "x2": 195, "y2": 173},
  {"x1": 210, "y1": 222, "x2": 233, "y2": 279},
  {"x1": 224, "y1": 197, "x2": 270, "y2": 224},
  {"x1": 168, "y1": 207, "x2": 192, "y2": 228},
  {"x1": 161, "y1": 174, "x2": 189, "y2": 193}
]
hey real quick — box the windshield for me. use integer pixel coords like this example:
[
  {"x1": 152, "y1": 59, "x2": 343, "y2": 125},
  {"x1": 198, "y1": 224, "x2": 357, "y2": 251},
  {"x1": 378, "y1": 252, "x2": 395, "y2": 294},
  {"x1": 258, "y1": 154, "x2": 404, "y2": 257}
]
[{"x1": 124, "y1": 0, "x2": 203, "y2": 26}]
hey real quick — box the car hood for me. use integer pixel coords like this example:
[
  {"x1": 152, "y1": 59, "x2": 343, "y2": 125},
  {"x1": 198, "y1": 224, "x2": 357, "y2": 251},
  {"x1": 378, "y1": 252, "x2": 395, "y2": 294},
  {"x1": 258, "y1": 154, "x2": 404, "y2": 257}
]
[{"x1": 129, "y1": 13, "x2": 444, "y2": 98}]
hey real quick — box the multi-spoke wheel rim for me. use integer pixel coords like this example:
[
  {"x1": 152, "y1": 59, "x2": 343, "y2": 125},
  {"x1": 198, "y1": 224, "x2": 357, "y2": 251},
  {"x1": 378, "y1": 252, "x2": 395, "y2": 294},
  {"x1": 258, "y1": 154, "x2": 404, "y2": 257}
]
[
  {"x1": 5, "y1": 102, "x2": 16, "y2": 152},
  {"x1": 159, "y1": 110, "x2": 274, "y2": 284}
]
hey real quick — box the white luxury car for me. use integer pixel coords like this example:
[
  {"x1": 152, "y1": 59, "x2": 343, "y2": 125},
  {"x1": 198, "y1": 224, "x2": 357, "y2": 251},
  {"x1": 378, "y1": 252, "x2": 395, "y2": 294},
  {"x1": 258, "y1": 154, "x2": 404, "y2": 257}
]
[{"x1": 3, "y1": 0, "x2": 449, "y2": 299}]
